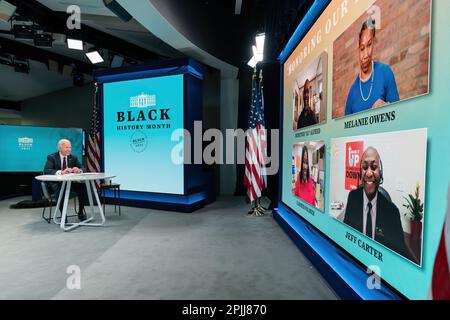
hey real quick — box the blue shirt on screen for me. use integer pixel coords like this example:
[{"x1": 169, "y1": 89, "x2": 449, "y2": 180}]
[{"x1": 345, "y1": 62, "x2": 400, "y2": 116}]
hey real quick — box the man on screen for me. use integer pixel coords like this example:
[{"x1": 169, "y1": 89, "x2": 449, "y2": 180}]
[
  {"x1": 344, "y1": 18, "x2": 400, "y2": 116},
  {"x1": 43, "y1": 139, "x2": 88, "y2": 221},
  {"x1": 297, "y1": 79, "x2": 317, "y2": 129},
  {"x1": 343, "y1": 147, "x2": 411, "y2": 259}
]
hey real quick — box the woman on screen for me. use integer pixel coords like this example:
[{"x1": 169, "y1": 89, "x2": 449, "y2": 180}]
[
  {"x1": 294, "y1": 146, "x2": 316, "y2": 207},
  {"x1": 344, "y1": 18, "x2": 400, "y2": 116}
]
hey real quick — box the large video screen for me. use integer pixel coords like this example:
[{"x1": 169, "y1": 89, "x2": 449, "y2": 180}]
[
  {"x1": 0, "y1": 125, "x2": 83, "y2": 172},
  {"x1": 103, "y1": 74, "x2": 184, "y2": 194},
  {"x1": 280, "y1": 0, "x2": 450, "y2": 299}
]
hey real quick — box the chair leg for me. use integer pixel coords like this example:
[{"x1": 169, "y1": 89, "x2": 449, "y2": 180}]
[
  {"x1": 114, "y1": 188, "x2": 117, "y2": 212},
  {"x1": 102, "y1": 188, "x2": 106, "y2": 216},
  {"x1": 42, "y1": 206, "x2": 49, "y2": 223}
]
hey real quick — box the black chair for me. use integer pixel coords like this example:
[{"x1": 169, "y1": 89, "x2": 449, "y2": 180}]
[
  {"x1": 99, "y1": 181, "x2": 121, "y2": 216},
  {"x1": 378, "y1": 186, "x2": 392, "y2": 202},
  {"x1": 41, "y1": 181, "x2": 79, "y2": 223}
]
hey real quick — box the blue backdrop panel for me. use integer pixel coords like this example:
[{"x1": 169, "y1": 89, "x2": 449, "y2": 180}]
[{"x1": 94, "y1": 58, "x2": 212, "y2": 212}]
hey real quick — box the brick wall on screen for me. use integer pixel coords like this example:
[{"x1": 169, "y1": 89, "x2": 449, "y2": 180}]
[{"x1": 332, "y1": 0, "x2": 431, "y2": 118}]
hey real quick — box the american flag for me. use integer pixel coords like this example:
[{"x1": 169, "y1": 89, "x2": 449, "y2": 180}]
[
  {"x1": 430, "y1": 184, "x2": 450, "y2": 299},
  {"x1": 244, "y1": 71, "x2": 267, "y2": 203},
  {"x1": 87, "y1": 83, "x2": 101, "y2": 179}
]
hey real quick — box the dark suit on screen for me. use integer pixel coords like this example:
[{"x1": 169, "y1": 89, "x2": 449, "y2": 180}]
[{"x1": 344, "y1": 187, "x2": 410, "y2": 259}]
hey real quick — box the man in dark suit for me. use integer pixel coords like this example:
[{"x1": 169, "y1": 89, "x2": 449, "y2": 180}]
[
  {"x1": 44, "y1": 139, "x2": 88, "y2": 221},
  {"x1": 344, "y1": 147, "x2": 410, "y2": 259}
]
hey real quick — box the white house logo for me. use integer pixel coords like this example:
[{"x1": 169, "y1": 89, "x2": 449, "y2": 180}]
[
  {"x1": 130, "y1": 93, "x2": 156, "y2": 108},
  {"x1": 18, "y1": 137, "x2": 33, "y2": 150}
]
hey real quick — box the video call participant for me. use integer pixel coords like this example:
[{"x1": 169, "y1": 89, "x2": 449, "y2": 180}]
[
  {"x1": 297, "y1": 79, "x2": 317, "y2": 129},
  {"x1": 294, "y1": 145, "x2": 316, "y2": 207},
  {"x1": 345, "y1": 18, "x2": 400, "y2": 116},
  {"x1": 43, "y1": 139, "x2": 88, "y2": 221},
  {"x1": 343, "y1": 147, "x2": 410, "y2": 259}
]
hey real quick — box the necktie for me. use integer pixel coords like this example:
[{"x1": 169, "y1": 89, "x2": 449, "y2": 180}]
[
  {"x1": 366, "y1": 202, "x2": 373, "y2": 238},
  {"x1": 62, "y1": 157, "x2": 67, "y2": 170}
]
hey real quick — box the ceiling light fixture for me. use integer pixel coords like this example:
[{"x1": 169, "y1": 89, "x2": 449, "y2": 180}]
[
  {"x1": 86, "y1": 49, "x2": 104, "y2": 64},
  {"x1": 67, "y1": 38, "x2": 83, "y2": 50}
]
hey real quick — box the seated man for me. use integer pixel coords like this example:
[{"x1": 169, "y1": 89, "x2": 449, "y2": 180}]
[
  {"x1": 343, "y1": 146, "x2": 410, "y2": 259},
  {"x1": 43, "y1": 139, "x2": 88, "y2": 221}
]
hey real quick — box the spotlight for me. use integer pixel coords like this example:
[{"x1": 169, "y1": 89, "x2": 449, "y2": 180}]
[
  {"x1": 0, "y1": 0, "x2": 17, "y2": 22},
  {"x1": 0, "y1": 52, "x2": 13, "y2": 66},
  {"x1": 103, "y1": 0, "x2": 132, "y2": 22},
  {"x1": 11, "y1": 16, "x2": 35, "y2": 40},
  {"x1": 86, "y1": 48, "x2": 104, "y2": 64},
  {"x1": 34, "y1": 30, "x2": 53, "y2": 47},
  {"x1": 13, "y1": 56, "x2": 30, "y2": 74}
]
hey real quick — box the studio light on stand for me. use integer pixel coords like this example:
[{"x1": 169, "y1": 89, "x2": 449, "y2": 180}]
[
  {"x1": 247, "y1": 32, "x2": 265, "y2": 69},
  {"x1": 255, "y1": 33, "x2": 265, "y2": 56}
]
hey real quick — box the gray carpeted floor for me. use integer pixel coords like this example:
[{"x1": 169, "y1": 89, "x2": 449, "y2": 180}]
[{"x1": 0, "y1": 196, "x2": 338, "y2": 300}]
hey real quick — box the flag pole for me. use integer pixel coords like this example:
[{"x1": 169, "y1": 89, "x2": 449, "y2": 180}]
[{"x1": 247, "y1": 68, "x2": 266, "y2": 217}]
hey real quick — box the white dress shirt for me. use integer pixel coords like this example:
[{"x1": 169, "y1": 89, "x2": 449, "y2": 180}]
[
  {"x1": 363, "y1": 191, "x2": 378, "y2": 239},
  {"x1": 55, "y1": 153, "x2": 68, "y2": 175}
]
